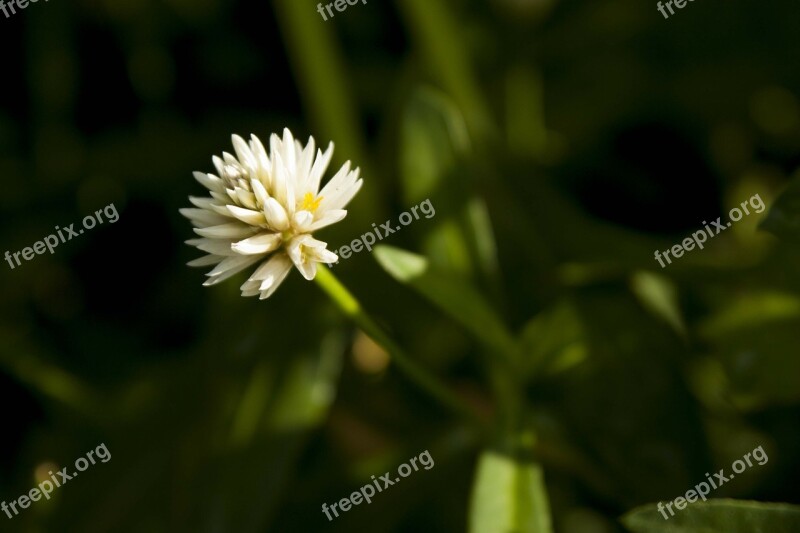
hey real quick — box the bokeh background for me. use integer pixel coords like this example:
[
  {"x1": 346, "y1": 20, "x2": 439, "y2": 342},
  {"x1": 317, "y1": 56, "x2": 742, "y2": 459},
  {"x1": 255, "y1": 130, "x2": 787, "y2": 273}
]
[{"x1": 1, "y1": 0, "x2": 800, "y2": 531}]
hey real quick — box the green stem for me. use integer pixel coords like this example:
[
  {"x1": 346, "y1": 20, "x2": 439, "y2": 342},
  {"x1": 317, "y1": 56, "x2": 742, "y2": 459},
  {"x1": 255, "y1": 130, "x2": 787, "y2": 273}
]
[{"x1": 315, "y1": 265, "x2": 481, "y2": 424}]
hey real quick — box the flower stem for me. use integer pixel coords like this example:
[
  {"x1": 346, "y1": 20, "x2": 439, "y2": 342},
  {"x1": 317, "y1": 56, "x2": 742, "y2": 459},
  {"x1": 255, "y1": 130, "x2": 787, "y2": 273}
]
[{"x1": 314, "y1": 265, "x2": 480, "y2": 424}]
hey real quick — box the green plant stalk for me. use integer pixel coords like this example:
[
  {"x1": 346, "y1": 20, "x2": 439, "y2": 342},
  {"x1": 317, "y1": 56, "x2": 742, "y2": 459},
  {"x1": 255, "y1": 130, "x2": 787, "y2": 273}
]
[
  {"x1": 396, "y1": 0, "x2": 496, "y2": 140},
  {"x1": 315, "y1": 265, "x2": 481, "y2": 424},
  {"x1": 486, "y1": 357, "x2": 522, "y2": 439}
]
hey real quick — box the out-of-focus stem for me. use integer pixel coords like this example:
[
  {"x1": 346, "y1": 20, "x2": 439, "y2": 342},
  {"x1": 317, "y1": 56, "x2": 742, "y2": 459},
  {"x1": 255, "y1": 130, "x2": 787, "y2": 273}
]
[{"x1": 314, "y1": 265, "x2": 482, "y2": 424}]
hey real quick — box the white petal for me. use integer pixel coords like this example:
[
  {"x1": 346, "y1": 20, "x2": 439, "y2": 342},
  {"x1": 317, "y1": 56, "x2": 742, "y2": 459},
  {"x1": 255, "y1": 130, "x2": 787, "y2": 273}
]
[
  {"x1": 251, "y1": 179, "x2": 270, "y2": 208},
  {"x1": 186, "y1": 238, "x2": 238, "y2": 256},
  {"x1": 209, "y1": 203, "x2": 233, "y2": 217},
  {"x1": 269, "y1": 133, "x2": 282, "y2": 164},
  {"x1": 249, "y1": 252, "x2": 292, "y2": 281},
  {"x1": 206, "y1": 255, "x2": 253, "y2": 277},
  {"x1": 225, "y1": 187, "x2": 257, "y2": 210},
  {"x1": 295, "y1": 136, "x2": 316, "y2": 192},
  {"x1": 210, "y1": 191, "x2": 230, "y2": 204},
  {"x1": 297, "y1": 235, "x2": 339, "y2": 263},
  {"x1": 231, "y1": 233, "x2": 281, "y2": 255},
  {"x1": 319, "y1": 161, "x2": 351, "y2": 197},
  {"x1": 319, "y1": 165, "x2": 362, "y2": 211},
  {"x1": 307, "y1": 142, "x2": 333, "y2": 195},
  {"x1": 310, "y1": 248, "x2": 338, "y2": 264},
  {"x1": 179, "y1": 208, "x2": 229, "y2": 227},
  {"x1": 240, "y1": 279, "x2": 262, "y2": 297},
  {"x1": 227, "y1": 205, "x2": 266, "y2": 226},
  {"x1": 232, "y1": 134, "x2": 257, "y2": 171},
  {"x1": 250, "y1": 135, "x2": 271, "y2": 172},
  {"x1": 203, "y1": 255, "x2": 262, "y2": 286},
  {"x1": 318, "y1": 163, "x2": 356, "y2": 205},
  {"x1": 281, "y1": 128, "x2": 296, "y2": 174},
  {"x1": 286, "y1": 234, "x2": 309, "y2": 263},
  {"x1": 334, "y1": 176, "x2": 363, "y2": 209},
  {"x1": 263, "y1": 197, "x2": 290, "y2": 231},
  {"x1": 194, "y1": 223, "x2": 256, "y2": 239},
  {"x1": 286, "y1": 235, "x2": 317, "y2": 280},
  {"x1": 301, "y1": 238, "x2": 338, "y2": 264},
  {"x1": 222, "y1": 152, "x2": 239, "y2": 167},
  {"x1": 301, "y1": 236, "x2": 327, "y2": 248},
  {"x1": 194, "y1": 171, "x2": 224, "y2": 193},
  {"x1": 292, "y1": 210, "x2": 314, "y2": 232},
  {"x1": 259, "y1": 265, "x2": 291, "y2": 298},
  {"x1": 296, "y1": 260, "x2": 317, "y2": 281},
  {"x1": 240, "y1": 279, "x2": 261, "y2": 291},
  {"x1": 308, "y1": 209, "x2": 347, "y2": 231},
  {"x1": 246, "y1": 254, "x2": 293, "y2": 298},
  {"x1": 271, "y1": 152, "x2": 295, "y2": 215},
  {"x1": 212, "y1": 156, "x2": 225, "y2": 177},
  {"x1": 187, "y1": 254, "x2": 222, "y2": 267},
  {"x1": 189, "y1": 196, "x2": 216, "y2": 209},
  {"x1": 235, "y1": 188, "x2": 258, "y2": 210}
]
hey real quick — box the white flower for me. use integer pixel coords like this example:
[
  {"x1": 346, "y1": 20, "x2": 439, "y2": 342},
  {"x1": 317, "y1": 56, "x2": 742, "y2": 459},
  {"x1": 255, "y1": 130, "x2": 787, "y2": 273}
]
[{"x1": 181, "y1": 129, "x2": 362, "y2": 299}]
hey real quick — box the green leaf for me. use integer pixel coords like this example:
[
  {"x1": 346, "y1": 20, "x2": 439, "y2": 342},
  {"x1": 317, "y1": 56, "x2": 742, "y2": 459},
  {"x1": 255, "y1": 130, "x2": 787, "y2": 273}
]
[
  {"x1": 629, "y1": 271, "x2": 687, "y2": 338},
  {"x1": 697, "y1": 291, "x2": 800, "y2": 408},
  {"x1": 374, "y1": 245, "x2": 517, "y2": 362},
  {"x1": 395, "y1": 0, "x2": 495, "y2": 139},
  {"x1": 519, "y1": 300, "x2": 587, "y2": 378},
  {"x1": 622, "y1": 499, "x2": 800, "y2": 533},
  {"x1": 424, "y1": 218, "x2": 475, "y2": 277},
  {"x1": 698, "y1": 291, "x2": 800, "y2": 339},
  {"x1": 505, "y1": 65, "x2": 547, "y2": 157},
  {"x1": 760, "y1": 175, "x2": 800, "y2": 244},
  {"x1": 267, "y1": 332, "x2": 344, "y2": 431},
  {"x1": 400, "y1": 86, "x2": 469, "y2": 205},
  {"x1": 468, "y1": 451, "x2": 553, "y2": 533}
]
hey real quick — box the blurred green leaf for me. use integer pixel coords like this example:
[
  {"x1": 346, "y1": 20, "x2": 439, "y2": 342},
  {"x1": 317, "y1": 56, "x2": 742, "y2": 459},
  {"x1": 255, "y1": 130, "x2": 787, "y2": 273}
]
[
  {"x1": 400, "y1": 87, "x2": 480, "y2": 277},
  {"x1": 760, "y1": 174, "x2": 800, "y2": 243},
  {"x1": 519, "y1": 299, "x2": 587, "y2": 378},
  {"x1": 630, "y1": 271, "x2": 687, "y2": 338},
  {"x1": 0, "y1": 327, "x2": 99, "y2": 414},
  {"x1": 468, "y1": 450, "x2": 553, "y2": 533},
  {"x1": 622, "y1": 499, "x2": 800, "y2": 533},
  {"x1": 698, "y1": 291, "x2": 800, "y2": 408},
  {"x1": 698, "y1": 291, "x2": 800, "y2": 339},
  {"x1": 396, "y1": 0, "x2": 495, "y2": 139},
  {"x1": 267, "y1": 334, "x2": 344, "y2": 431},
  {"x1": 505, "y1": 65, "x2": 547, "y2": 158},
  {"x1": 400, "y1": 86, "x2": 469, "y2": 205},
  {"x1": 374, "y1": 245, "x2": 517, "y2": 362},
  {"x1": 465, "y1": 197, "x2": 501, "y2": 283}
]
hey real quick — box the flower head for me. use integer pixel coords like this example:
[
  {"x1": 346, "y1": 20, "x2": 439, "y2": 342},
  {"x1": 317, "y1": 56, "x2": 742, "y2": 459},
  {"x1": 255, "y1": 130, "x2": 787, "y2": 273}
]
[{"x1": 182, "y1": 129, "x2": 362, "y2": 299}]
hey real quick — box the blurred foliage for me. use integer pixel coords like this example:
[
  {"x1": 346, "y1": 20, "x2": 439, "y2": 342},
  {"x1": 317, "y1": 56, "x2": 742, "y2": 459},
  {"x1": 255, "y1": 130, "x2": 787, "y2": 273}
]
[{"x1": 0, "y1": 0, "x2": 799, "y2": 531}]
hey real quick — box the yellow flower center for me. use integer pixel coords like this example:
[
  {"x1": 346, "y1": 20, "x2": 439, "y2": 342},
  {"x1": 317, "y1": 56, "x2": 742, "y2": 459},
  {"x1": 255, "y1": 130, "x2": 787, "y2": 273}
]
[{"x1": 300, "y1": 192, "x2": 323, "y2": 213}]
